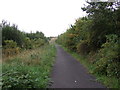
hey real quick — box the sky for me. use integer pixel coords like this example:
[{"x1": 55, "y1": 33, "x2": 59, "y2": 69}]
[{"x1": 0, "y1": 0, "x2": 87, "y2": 37}]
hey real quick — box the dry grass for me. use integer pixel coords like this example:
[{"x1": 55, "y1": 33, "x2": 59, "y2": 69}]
[
  {"x1": 3, "y1": 47, "x2": 45, "y2": 65},
  {"x1": 2, "y1": 44, "x2": 56, "y2": 88}
]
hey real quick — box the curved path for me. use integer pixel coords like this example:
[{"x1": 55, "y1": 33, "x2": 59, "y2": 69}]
[{"x1": 50, "y1": 45, "x2": 106, "y2": 88}]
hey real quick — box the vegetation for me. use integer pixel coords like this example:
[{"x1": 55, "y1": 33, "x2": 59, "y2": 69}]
[
  {"x1": 2, "y1": 45, "x2": 56, "y2": 88},
  {"x1": 56, "y1": 2, "x2": 120, "y2": 88},
  {"x1": 1, "y1": 1, "x2": 120, "y2": 89},
  {"x1": 2, "y1": 20, "x2": 49, "y2": 57},
  {"x1": 1, "y1": 20, "x2": 56, "y2": 88}
]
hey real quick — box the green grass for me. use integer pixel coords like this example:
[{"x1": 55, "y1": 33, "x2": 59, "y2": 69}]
[
  {"x1": 2, "y1": 44, "x2": 56, "y2": 88},
  {"x1": 61, "y1": 45, "x2": 120, "y2": 88}
]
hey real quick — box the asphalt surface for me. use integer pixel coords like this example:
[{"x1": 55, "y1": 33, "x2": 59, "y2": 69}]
[{"x1": 50, "y1": 45, "x2": 106, "y2": 88}]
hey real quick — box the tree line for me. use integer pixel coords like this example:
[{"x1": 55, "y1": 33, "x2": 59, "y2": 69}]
[
  {"x1": 56, "y1": 2, "x2": 120, "y2": 79},
  {"x1": 2, "y1": 20, "x2": 49, "y2": 57}
]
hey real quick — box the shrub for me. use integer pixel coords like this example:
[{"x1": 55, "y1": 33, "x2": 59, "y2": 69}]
[
  {"x1": 23, "y1": 37, "x2": 33, "y2": 49},
  {"x1": 76, "y1": 40, "x2": 90, "y2": 55},
  {"x1": 94, "y1": 34, "x2": 120, "y2": 78},
  {"x1": 4, "y1": 40, "x2": 17, "y2": 49},
  {"x1": 3, "y1": 40, "x2": 21, "y2": 57},
  {"x1": 2, "y1": 22, "x2": 25, "y2": 47},
  {"x1": 2, "y1": 67, "x2": 35, "y2": 88}
]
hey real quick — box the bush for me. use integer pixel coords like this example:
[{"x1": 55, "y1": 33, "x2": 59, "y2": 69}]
[
  {"x1": 23, "y1": 37, "x2": 33, "y2": 49},
  {"x1": 76, "y1": 40, "x2": 90, "y2": 55},
  {"x1": 2, "y1": 22, "x2": 25, "y2": 47},
  {"x1": 3, "y1": 40, "x2": 20, "y2": 57},
  {"x1": 4, "y1": 40, "x2": 17, "y2": 49},
  {"x1": 2, "y1": 67, "x2": 35, "y2": 88},
  {"x1": 94, "y1": 34, "x2": 120, "y2": 78},
  {"x1": 107, "y1": 62, "x2": 120, "y2": 77}
]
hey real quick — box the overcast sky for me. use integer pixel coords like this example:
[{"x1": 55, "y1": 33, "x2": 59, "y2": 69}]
[{"x1": 0, "y1": 0, "x2": 87, "y2": 37}]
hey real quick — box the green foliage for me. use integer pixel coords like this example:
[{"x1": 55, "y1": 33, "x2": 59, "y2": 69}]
[
  {"x1": 76, "y1": 40, "x2": 90, "y2": 55},
  {"x1": 24, "y1": 31, "x2": 48, "y2": 49},
  {"x1": 25, "y1": 31, "x2": 48, "y2": 44},
  {"x1": 3, "y1": 40, "x2": 21, "y2": 57},
  {"x1": 34, "y1": 38, "x2": 46, "y2": 47},
  {"x1": 81, "y1": 2, "x2": 120, "y2": 50},
  {"x1": 2, "y1": 21, "x2": 25, "y2": 47},
  {"x1": 23, "y1": 37, "x2": 34, "y2": 49},
  {"x1": 56, "y1": 18, "x2": 91, "y2": 52},
  {"x1": 4, "y1": 40, "x2": 17, "y2": 49},
  {"x1": 57, "y1": 26, "x2": 76, "y2": 51},
  {"x1": 56, "y1": 2, "x2": 120, "y2": 87},
  {"x1": 75, "y1": 18, "x2": 90, "y2": 41},
  {"x1": 2, "y1": 66, "x2": 36, "y2": 88},
  {"x1": 2, "y1": 20, "x2": 48, "y2": 51},
  {"x1": 2, "y1": 45, "x2": 56, "y2": 88},
  {"x1": 94, "y1": 34, "x2": 120, "y2": 78}
]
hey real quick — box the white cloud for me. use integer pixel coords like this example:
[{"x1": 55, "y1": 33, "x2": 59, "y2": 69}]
[{"x1": 0, "y1": 0, "x2": 87, "y2": 37}]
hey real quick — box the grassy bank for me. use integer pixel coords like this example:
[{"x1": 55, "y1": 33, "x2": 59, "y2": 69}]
[
  {"x1": 61, "y1": 45, "x2": 119, "y2": 88},
  {"x1": 2, "y1": 44, "x2": 56, "y2": 88}
]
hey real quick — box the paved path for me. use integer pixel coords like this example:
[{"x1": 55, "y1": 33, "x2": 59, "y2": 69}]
[{"x1": 50, "y1": 45, "x2": 106, "y2": 88}]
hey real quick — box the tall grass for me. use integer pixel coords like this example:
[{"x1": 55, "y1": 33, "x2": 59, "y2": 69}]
[{"x1": 2, "y1": 44, "x2": 56, "y2": 88}]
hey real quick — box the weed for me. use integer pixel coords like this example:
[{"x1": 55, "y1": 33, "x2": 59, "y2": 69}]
[{"x1": 2, "y1": 44, "x2": 56, "y2": 88}]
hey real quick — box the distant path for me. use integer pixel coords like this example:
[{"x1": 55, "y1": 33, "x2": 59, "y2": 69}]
[{"x1": 50, "y1": 45, "x2": 106, "y2": 88}]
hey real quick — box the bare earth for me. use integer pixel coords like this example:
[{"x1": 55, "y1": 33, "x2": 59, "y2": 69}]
[{"x1": 50, "y1": 45, "x2": 106, "y2": 88}]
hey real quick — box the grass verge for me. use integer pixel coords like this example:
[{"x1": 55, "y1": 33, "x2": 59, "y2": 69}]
[
  {"x1": 61, "y1": 45, "x2": 119, "y2": 88},
  {"x1": 2, "y1": 44, "x2": 56, "y2": 88}
]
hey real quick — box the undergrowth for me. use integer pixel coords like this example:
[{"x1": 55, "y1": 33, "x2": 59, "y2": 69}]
[{"x1": 2, "y1": 44, "x2": 56, "y2": 88}]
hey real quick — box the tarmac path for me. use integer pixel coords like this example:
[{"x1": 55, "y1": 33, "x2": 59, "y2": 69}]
[{"x1": 50, "y1": 45, "x2": 106, "y2": 88}]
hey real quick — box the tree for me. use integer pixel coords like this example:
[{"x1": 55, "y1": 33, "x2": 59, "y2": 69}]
[
  {"x1": 2, "y1": 21, "x2": 25, "y2": 47},
  {"x1": 82, "y1": 2, "x2": 120, "y2": 50}
]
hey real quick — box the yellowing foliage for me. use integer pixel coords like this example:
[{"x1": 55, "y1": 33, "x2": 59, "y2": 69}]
[{"x1": 3, "y1": 40, "x2": 21, "y2": 57}]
